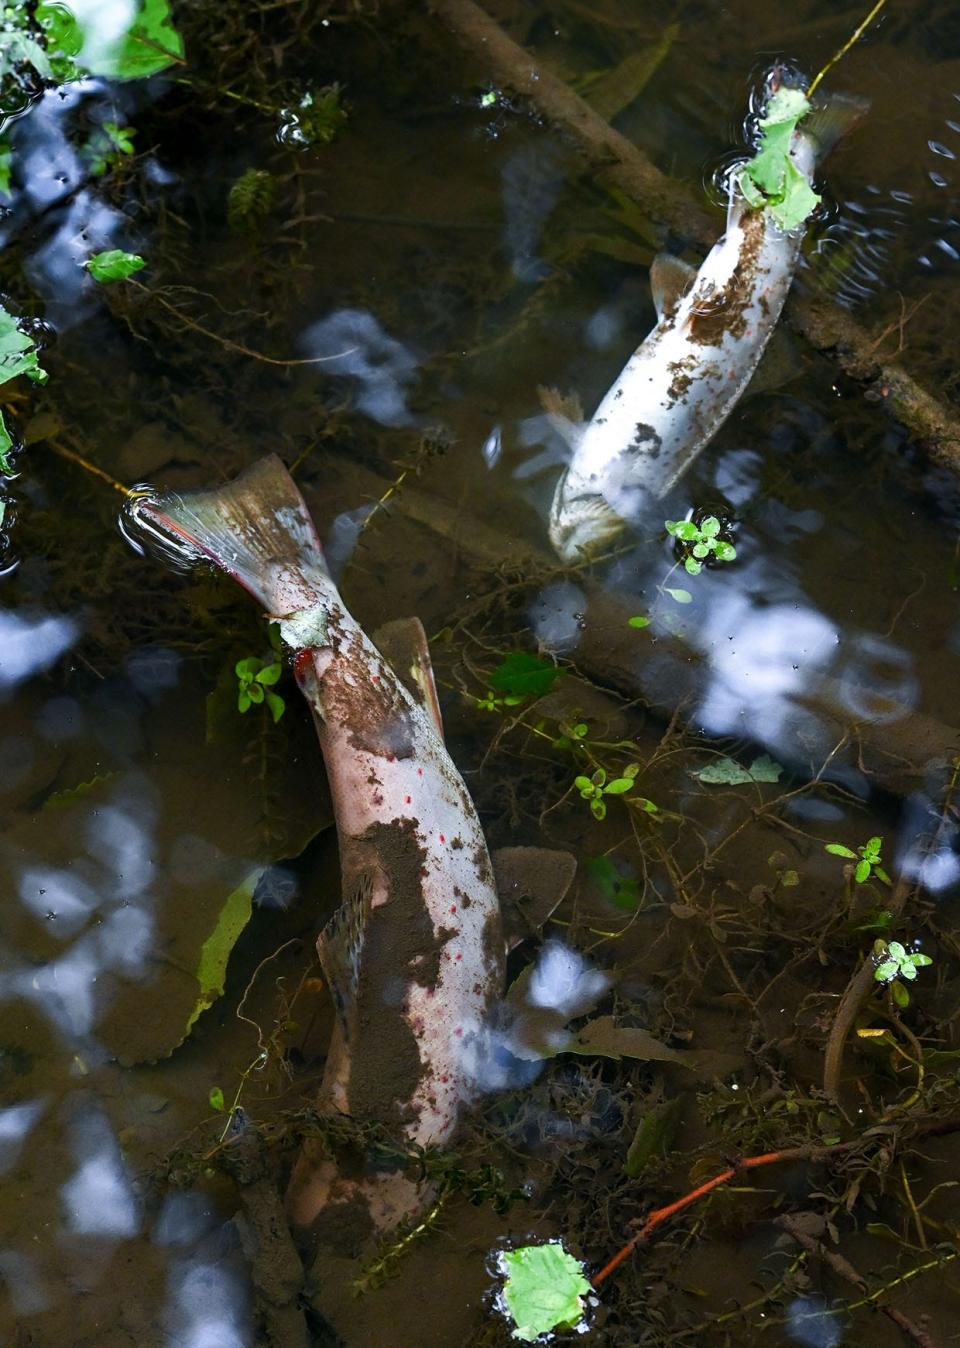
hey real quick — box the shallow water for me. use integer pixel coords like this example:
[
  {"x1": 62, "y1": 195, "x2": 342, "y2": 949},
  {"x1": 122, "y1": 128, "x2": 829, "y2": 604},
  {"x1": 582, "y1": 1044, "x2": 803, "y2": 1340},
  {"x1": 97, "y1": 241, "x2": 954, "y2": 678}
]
[{"x1": 3, "y1": 2, "x2": 960, "y2": 1346}]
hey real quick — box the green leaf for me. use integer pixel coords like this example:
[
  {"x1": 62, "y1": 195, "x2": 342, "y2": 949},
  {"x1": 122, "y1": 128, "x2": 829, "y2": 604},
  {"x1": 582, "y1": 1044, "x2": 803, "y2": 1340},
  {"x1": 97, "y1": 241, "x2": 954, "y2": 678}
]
[
  {"x1": 0, "y1": 410, "x2": 14, "y2": 475},
  {"x1": 692, "y1": 753, "x2": 783, "y2": 786},
  {"x1": 567, "y1": 1015, "x2": 693, "y2": 1066},
  {"x1": 769, "y1": 159, "x2": 820, "y2": 232},
  {"x1": 501, "y1": 1243, "x2": 590, "y2": 1341},
  {"x1": 912, "y1": 953, "x2": 933, "y2": 967},
  {"x1": 665, "y1": 587, "x2": 692, "y2": 604},
  {"x1": 585, "y1": 855, "x2": 642, "y2": 910},
  {"x1": 0, "y1": 144, "x2": 12, "y2": 198},
  {"x1": 684, "y1": 556, "x2": 703, "y2": 575},
  {"x1": 665, "y1": 519, "x2": 698, "y2": 541},
  {"x1": 855, "y1": 859, "x2": 871, "y2": 884},
  {"x1": 713, "y1": 541, "x2": 737, "y2": 562},
  {"x1": 892, "y1": 979, "x2": 910, "y2": 1008},
  {"x1": 209, "y1": 1086, "x2": 225, "y2": 1112},
  {"x1": 38, "y1": 0, "x2": 185, "y2": 80},
  {"x1": 85, "y1": 249, "x2": 146, "y2": 283},
  {"x1": 887, "y1": 942, "x2": 906, "y2": 960},
  {"x1": 624, "y1": 1097, "x2": 682, "y2": 1176},
  {"x1": 246, "y1": 682, "x2": 264, "y2": 704},
  {"x1": 255, "y1": 662, "x2": 282, "y2": 685},
  {"x1": 874, "y1": 866, "x2": 891, "y2": 886},
  {"x1": 573, "y1": 775, "x2": 593, "y2": 794},
  {"x1": 489, "y1": 650, "x2": 560, "y2": 698},
  {"x1": 235, "y1": 657, "x2": 261, "y2": 677},
  {"x1": 628, "y1": 615, "x2": 650, "y2": 628},
  {"x1": 863, "y1": 836, "x2": 883, "y2": 861},
  {"x1": 590, "y1": 798, "x2": 607, "y2": 820},
  {"x1": 603, "y1": 778, "x2": 633, "y2": 795},
  {"x1": 900, "y1": 963, "x2": 917, "y2": 981},
  {"x1": 826, "y1": 843, "x2": 857, "y2": 859},
  {"x1": 748, "y1": 753, "x2": 783, "y2": 783},
  {"x1": 0, "y1": 305, "x2": 48, "y2": 387},
  {"x1": 874, "y1": 960, "x2": 898, "y2": 982},
  {"x1": 265, "y1": 691, "x2": 285, "y2": 723},
  {"x1": 182, "y1": 871, "x2": 257, "y2": 1038},
  {"x1": 700, "y1": 516, "x2": 721, "y2": 537},
  {"x1": 237, "y1": 690, "x2": 252, "y2": 713}
]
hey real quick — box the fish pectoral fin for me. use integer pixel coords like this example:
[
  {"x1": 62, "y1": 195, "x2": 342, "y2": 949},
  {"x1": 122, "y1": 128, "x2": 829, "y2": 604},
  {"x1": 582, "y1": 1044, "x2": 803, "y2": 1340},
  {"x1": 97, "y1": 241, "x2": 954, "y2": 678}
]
[
  {"x1": 650, "y1": 252, "x2": 697, "y2": 321},
  {"x1": 493, "y1": 847, "x2": 577, "y2": 950},
  {"x1": 537, "y1": 385, "x2": 585, "y2": 449},
  {"x1": 371, "y1": 616, "x2": 444, "y2": 741},
  {"x1": 316, "y1": 870, "x2": 375, "y2": 1036}
]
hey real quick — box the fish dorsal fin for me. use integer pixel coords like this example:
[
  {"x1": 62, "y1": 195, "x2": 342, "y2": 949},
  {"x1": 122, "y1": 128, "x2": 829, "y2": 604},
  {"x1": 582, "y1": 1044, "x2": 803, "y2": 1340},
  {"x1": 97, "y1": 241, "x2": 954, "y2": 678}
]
[
  {"x1": 371, "y1": 616, "x2": 444, "y2": 741},
  {"x1": 537, "y1": 385, "x2": 585, "y2": 450},
  {"x1": 493, "y1": 847, "x2": 577, "y2": 950},
  {"x1": 650, "y1": 253, "x2": 697, "y2": 322},
  {"x1": 316, "y1": 871, "x2": 374, "y2": 1036},
  {"x1": 804, "y1": 93, "x2": 870, "y2": 162}
]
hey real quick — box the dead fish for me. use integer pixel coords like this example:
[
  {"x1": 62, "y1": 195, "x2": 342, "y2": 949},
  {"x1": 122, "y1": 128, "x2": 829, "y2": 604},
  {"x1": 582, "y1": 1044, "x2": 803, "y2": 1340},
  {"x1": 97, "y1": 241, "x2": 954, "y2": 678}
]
[
  {"x1": 132, "y1": 456, "x2": 574, "y2": 1246},
  {"x1": 548, "y1": 75, "x2": 867, "y2": 562}
]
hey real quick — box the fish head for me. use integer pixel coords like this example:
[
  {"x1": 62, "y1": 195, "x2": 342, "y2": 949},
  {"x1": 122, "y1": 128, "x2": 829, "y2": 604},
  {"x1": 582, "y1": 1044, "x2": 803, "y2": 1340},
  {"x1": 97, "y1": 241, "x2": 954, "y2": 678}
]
[{"x1": 548, "y1": 473, "x2": 629, "y2": 562}]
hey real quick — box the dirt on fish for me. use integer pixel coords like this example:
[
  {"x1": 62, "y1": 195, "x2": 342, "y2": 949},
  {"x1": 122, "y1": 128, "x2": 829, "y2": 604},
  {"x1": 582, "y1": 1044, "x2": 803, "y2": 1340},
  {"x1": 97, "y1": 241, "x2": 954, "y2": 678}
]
[
  {"x1": 686, "y1": 207, "x2": 765, "y2": 347},
  {"x1": 345, "y1": 816, "x2": 437, "y2": 1128}
]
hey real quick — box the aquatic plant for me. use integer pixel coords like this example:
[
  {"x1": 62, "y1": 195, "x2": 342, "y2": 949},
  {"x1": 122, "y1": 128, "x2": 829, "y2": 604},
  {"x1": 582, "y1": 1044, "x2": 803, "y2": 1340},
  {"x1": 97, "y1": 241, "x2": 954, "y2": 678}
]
[
  {"x1": 574, "y1": 764, "x2": 655, "y2": 821},
  {"x1": 85, "y1": 250, "x2": 146, "y2": 284},
  {"x1": 236, "y1": 655, "x2": 285, "y2": 721},
  {"x1": 227, "y1": 168, "x2": 276, "y2": 234},
  {"x1": 83, "y1": 121, "x2": 136, "y2": 176},
  {"x1": 825, "y1": 834, "x2": 890, "y2": 885},
  {"x1": 665, "y1": 514, "x2": 736, "y2": 576},
  {"x1": 0, "y1": 305, "x2": 48, "y2": 473}
]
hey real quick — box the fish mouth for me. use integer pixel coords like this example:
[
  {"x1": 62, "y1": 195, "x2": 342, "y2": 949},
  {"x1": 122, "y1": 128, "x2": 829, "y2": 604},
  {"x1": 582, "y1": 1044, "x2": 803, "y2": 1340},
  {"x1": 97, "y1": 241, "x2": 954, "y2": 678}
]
[{"x1": 548, "y1": 483, "x2": 629, "y2": 563}]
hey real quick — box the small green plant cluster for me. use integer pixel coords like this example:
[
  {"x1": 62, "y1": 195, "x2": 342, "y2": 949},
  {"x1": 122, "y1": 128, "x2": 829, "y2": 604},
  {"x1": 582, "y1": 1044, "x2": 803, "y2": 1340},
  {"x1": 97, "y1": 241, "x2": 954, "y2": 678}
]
[
  {"x1": 278, "y1": 84, "x2": 348, "y2": 148},
  {"x1": 825, "y1": 835, "x2": 890, "y2": 885},
  {"x1": 83, "y1": 122, "x2": 135, "y2": 176},
  {"x1": 873, "y1": 939, "x2": 932, "y2": 1009},
  {"x1": 475, "y1": 650, "x2": 561, "y2": 713},
  {"x1": 236, "y1": 655, "x2": 285, "y2": 722},
  {"x1": 227, "y1": 168, "x2": 277, "y2": 233},
  {"x1": 575, "y1": 764, "x2": 654, "y2": 821},
  {"x1": 736, "y1": 84, "x2": 820, "y2": 232},
  {"x1": 665, "y1": 515, "x2": 736, "y2": 576},
  {"x1": 0, "y1": 305, "x2": 48, "y2": 473}
]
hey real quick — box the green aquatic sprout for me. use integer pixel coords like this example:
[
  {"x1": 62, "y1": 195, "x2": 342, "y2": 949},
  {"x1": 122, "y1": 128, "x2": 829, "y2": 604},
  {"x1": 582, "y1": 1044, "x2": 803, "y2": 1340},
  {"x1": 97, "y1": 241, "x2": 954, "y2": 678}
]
[
  {"x1": 227, "y1": 167, "x2": 276, "y2": 233},
  {"x1": 873, "y1": 938, "x2": 932, "y2": 1010},
  {"x1": 85, "y1": 249, "x2": 146, "y2": 283},
  {"x1": 236, "y1": 655, "x2": 285, "y2": 722},
  {"x1": 84, "y1": 121, "x2": 135, "y2": 175},
  {"x1": 665, "y1": 515, "x2": 736, "y2": 576},
  {"x1": 825, "y1": 834, "x2": 890, "y2": 886},
  {"x1": 736, "y1": 85, "x2": 821, "y2": 232},
  {"x1": 627, "y1": 614, "x2": 650, "y2": 628},
  {"x1": 574, "y1": 763, "x2": 656, "y2": 821},
  {"x1": 553, "y1": 719, "x2": 589, "y2": 750},
  {"x1": 500, "y1": 1242, "x2": 591, "y2": 1341},
  {"x1": 0, "y1": 304, "x2": 48, "y2": 473}
]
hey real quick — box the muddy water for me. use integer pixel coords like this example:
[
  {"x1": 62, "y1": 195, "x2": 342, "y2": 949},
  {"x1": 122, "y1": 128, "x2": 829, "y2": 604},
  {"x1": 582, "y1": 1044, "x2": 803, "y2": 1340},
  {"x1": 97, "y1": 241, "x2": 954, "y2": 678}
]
[{"x1": 2, "y1": 2, "x2": 960, "y2": 1345}]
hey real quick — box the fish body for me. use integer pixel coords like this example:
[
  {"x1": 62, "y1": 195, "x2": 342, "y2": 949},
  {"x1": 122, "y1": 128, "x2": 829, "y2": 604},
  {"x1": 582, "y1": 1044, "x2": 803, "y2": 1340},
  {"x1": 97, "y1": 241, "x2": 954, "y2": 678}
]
[
  {"x1": 548, "y1": 83, "x2": 865, "y2": 562},
  {"x1": 137, "y1": 457, "x2": 503, "y2": 1241}
]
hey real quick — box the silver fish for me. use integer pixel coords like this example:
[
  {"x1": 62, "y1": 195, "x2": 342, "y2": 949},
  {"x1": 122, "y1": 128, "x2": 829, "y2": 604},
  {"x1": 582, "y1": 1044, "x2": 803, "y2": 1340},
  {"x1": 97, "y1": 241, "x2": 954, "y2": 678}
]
[
  {"x1": 548, "y1": 79, "x2": 867, "y2": 562},
  {"x1": 134, "y1": 456, "x2": 572, "y2": 1247}
]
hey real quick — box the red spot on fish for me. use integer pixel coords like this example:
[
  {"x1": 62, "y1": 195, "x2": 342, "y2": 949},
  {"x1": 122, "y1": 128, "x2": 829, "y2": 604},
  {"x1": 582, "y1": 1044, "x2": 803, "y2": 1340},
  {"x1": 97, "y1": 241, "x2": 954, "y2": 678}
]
[
  {"x1": 386, "y1": 754, "x2": 395, "y2": 763},
  {"x1": 449, "y1": 905, "x2": 457, "y2": 914},
  {"x1": 455, "y1": 952, "x2": 462, "y2": 961},
  {"x1": 439, "y1": 833, "x2": 445, "y2": 843},
  {"x1": 371, "y1": 674, "x2": 380, "y2": 683},
  {"x1": 372, "y1": 792, "x2": 384, "y2": 806},
  {"x1": 417, "y1": 767, "x2": 423, "y2": 776},
  {"x1": 405, "y1": 795, "x2": 411, "y2": 804},
  {"x1": 293, "y1": 650, "x2": 313, "y2": 685},
  {"x1": 426, "y1": 987, "x2": 435, "y2": 997},
  {"x1": 420, "y1": 866, "x2": 429, "y2": 879},
  {"x1": 440, "y1": 1074, "x2": 449, "y2": 1083},
  {"x1": 454, "y1": 1027, "x2": 463, "y2": 1037}
]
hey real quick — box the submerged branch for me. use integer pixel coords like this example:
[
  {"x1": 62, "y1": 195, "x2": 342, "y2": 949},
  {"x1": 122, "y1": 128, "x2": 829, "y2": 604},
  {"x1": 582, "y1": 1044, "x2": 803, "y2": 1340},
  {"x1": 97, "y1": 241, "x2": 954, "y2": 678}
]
[{"x1": 428, "y1": 0, "x2": 960, "y2": 475}]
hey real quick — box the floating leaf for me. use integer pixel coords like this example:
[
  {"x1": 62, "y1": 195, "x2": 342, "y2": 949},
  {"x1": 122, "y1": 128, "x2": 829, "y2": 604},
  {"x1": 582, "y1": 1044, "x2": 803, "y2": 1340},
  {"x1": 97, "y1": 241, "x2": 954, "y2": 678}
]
[
  {"x1": 664, "y1": 587, "x2": 692, "y2": 604},
  {"x1": 489, "y1": 650, "x2": 561, "y2": 698},
  {"x1": 736, "y1": 84, "x2": 821, "y2": 232},
  {"x1": 0, "y1": 411, "x2": 14, "y2": 476},
  {"x1": 567, "y1": 1015, "x2": 692, "y2": 1066},
  {"x1": 209, "y1": 1086, "x2": 225, "y2": 1112},
  {"x1": 825, "y1": 843, "x2": 857, "y2": 859},
  {"x1": 0, "y1": 305, "x2": 48, "y2": 387},
  {"x1": 624, "y1": 1097, "x2": 683, "y2": 1176},
  {"x1": 85, "y1": 249, "x2": 146, "y2": 283},
  {"x1": 501, "y1": 1243, "x2": 590, "y2": 1341},
  {"x1": 692, "y1": 753, "x2": 783, "y2": 786},
  {"x1": 628, "y1": 614, "x2": 650, "y2": 628},
  {"x1": 182, "y1": 871, "x2": 258, "y2": 1038}
]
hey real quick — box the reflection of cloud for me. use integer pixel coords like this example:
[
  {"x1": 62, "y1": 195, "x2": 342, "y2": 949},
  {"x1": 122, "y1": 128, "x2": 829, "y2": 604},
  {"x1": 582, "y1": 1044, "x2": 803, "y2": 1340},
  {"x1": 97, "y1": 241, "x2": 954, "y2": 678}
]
[
  {"x1": 300, "y1": 308, "x2": 418, "y2": 426},
  {"x1": 0, "y1": 610, "x2": 78, "y2": 698},
  {"x1": 153, "y1": 1193, "x2": 217, "y2": 1248},
  {"x1": 0, "y1": 1099, "x2": 44, "y2": 1175},
  {"x1": 785, "y1": 1295, "x2": 842, "y2": 1348},
  {"x1": 64, "y1": 0, "x2": 136, "y2": 70},
  {"x1": 167, "y1": 1259, "x2": 249, "y2": 1348},
  {"x1": 61, "y1": 1108, "x2": 139, "y2": 1237},
  {"x1": 526, "y1": 940, "x2": 609, "y2": 1019},
  {"x1": 0, "y1": 1249, "x2": 48, "y2": 1315},
  {"x1": 529, "y1": 580, "x2": 587, "y2": 655},
  {"x1": 18, "y1": 867, "x2": 98, "y2": 936},
  {"x1": 896, "y1": 792, "x2": 960, "y2": 894},
  {"x1": 324, "y1": 503, "x2": 375, "y2": 581},
  {"x1": 501, "y1": 142, "x2": 564, "y2": 281}
]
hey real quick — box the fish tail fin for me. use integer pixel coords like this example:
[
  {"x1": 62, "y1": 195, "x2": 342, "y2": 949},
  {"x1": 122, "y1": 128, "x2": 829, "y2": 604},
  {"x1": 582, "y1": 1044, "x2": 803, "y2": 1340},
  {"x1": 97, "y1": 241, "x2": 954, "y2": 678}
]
[
  {"x1": 135, "y1": 454, "x2": 333, "y2": 617},
  {"x1": 804, "y1": 91, "x2": 870, "y2": 160}
]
